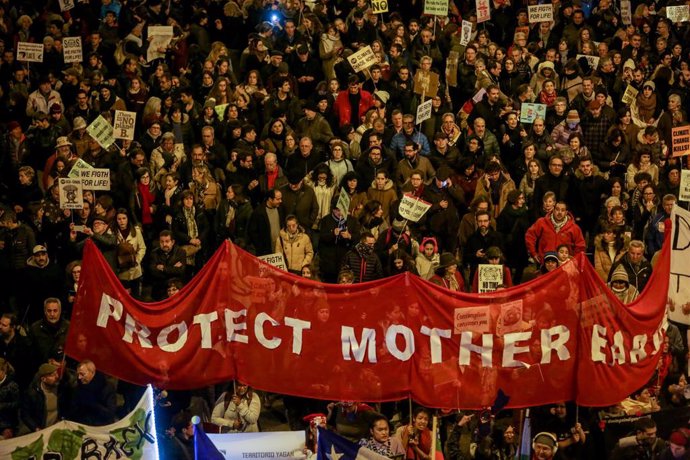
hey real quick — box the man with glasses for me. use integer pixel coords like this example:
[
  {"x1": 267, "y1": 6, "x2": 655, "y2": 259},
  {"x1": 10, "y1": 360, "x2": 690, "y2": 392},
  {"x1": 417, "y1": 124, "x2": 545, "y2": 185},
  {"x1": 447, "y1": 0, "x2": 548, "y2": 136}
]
[
  {"x1": 396, "y1": 141, "x2": 435, "y2": 188},
  {"x1": 528, "y1": 117, "x2": 555, "y2": 163},
  {"x1": 389, "y1": 113, "x2": 430, "y2": 159},
  {"x1": 532, "y1": 155, "x2": 571, "y2": 208},
  {"x1": 356, "y1": 145, "x2": 395, "y2": 187}
]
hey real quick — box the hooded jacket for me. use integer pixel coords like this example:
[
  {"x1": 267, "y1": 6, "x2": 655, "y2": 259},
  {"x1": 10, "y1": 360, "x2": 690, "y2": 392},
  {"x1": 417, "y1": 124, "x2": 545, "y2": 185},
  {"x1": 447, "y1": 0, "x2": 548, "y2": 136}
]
[{"x1": 276, "y1": 225, "x2": 314, "y2": 272}]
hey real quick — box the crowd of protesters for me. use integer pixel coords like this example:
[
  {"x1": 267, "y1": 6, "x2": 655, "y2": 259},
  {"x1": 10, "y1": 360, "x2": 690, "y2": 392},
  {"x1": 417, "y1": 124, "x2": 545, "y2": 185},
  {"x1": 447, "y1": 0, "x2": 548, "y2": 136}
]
[{"x1": 1, "y1": 0, "x2": 690, "y2": 457}]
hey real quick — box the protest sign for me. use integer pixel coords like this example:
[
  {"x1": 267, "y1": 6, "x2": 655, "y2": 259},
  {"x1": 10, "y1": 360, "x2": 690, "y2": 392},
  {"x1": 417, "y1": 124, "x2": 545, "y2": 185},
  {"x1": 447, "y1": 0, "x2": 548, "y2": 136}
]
[
  {"x1": 472, "y1": 88, "x2": 487, "y2": 104},
  {"x1": 0, "y1": 386, "x2": 156, "y2": 459},
  {"x1": 347, "y1": 45, "x2": 377, "y2": 72},
  {"x1": 371, "y1": 0, "x2": 388, "y2": 14},
  {"x1": 208, "y1": 431, "x2": 305, "y2": 460},
  {"x1": 576, "y1": 54, "x2": 600, "y2": 70},
  {"x1": 621, "y1": 85, "x2": 638, "y2": 105},
  {"x1": 16, "y1": 42, "x2": 44, "y2": 62},
  {"x1": 58, "y1": 178, "x2": 83, "y2": 210},
  {"x1": 258, "y1": 253, "x2": 288, "y2": 271},
  {"x1": 86, "y1": 115, "x2": 116, "y2": 150},
  {"x1": 62, "y1": 37, "x2": 83, "y2": 63},
  {"x1": 672, "y1": 126, "x2": 690, "y2": 157},
  {"x1": 147, "y1": 26, "x2": 174, "y2": 62},
  {"x1": 58, "y1": 0, "x2": 75, "y2": 11},
  {"x1": 680, "y1": 171, "x2": 690, "y2": 202},
  {"x1": 460, "y1": 21, "x2": 473, "y2": 46},
  {"x1": 415, "y1": 99, "x2": 433, "y2": 125},
  {"x1": 478, "y1": 264, "x2": 504, "y2": 293},
  {"x1": 528, "y1": 4, "x2": 553, "y2": 23},
  {"x1": 336, "y1": 188, "x2": 351, "y2": 214},
  {"x1": 399, "y1": 194, "x2": 432, "y2": 222},
  {"x1": 446, "y1": 51, "x2": 460, "y2": 87},
  {"x1": 424, "y1": 0, "x2": 449, "y2": 16},
  {"x1": 113, "y1": 110, "x2": 136, "y2": 140},
  {"x1": 621, "y1": 0, "x2": 632, "y2": 24},
  {"x1": 214, "y1": 103, "x2": 229, "y2": 121},
  {"x1": 476, "y1": 0, "x2": 490, "y2": 22},
  {"x1": 519, "y1": 102, "x2": 547, "y2": 124},
  {"x1": 414, "y1": 71, "x2": 439, "y2": 97},
  {"x1": 667, "y1": 5, "x2": 690, "y2": 23},
  {"x1": 78, "y1": 168, "x2": 111, "y2": 191},
  {"x1": 68, "y1": 158, "x2": 94, "y2": 179},
  {"x1": 668, "y1": 206, "x2": 690, "y2": 325},
  {"x1": 454, "y1": 306, "x2": 491, "y2": 333}
]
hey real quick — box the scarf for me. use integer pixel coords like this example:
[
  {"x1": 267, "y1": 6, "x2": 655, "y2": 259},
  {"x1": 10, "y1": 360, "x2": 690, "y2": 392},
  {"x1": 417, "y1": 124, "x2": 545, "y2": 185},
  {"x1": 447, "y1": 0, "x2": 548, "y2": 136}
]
[
  {"x1": 138, "y1": 182, "x2": 155, "y2": 225},
  {"x1": 607, "y1": 240, "x2": 617, "y2": 263},
  {"x1": 266, "y1": 168, "x2": 279, "y2": 189},
  {"x1": 183, "y1": 206, "x2": 198, "y2": 239},
  {"x1": 443, "y1": 273, "x2": 460, "y2": 291},
  {"x1": 636, "y1": 93, "x2": 657, "y2": 121},
  {"x1": 359, "y1": 438, "x2": 395, "y2": 456},
  {"x1": 539, "y1": 90, "x2": 557, "y2": 106},
  {"x1": 355, "y1": 241, "x2": 373, "y2": 258},
  {"x1": 550, "y1": 213, "x2": 568, "y2": 232}
]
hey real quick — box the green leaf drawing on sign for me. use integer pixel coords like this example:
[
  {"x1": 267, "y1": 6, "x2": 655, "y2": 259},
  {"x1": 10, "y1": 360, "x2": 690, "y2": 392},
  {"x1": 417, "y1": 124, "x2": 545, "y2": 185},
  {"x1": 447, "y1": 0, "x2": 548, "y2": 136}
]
[
  {"x1": 47, "y1": 428, "x2": 86, "y2": 459},
  {"x1": 109, "y1": 408, "x2": 151, "y2": 460},
  {"x1": 11, "y1": 434, "x2": 44, "y2": 460}
]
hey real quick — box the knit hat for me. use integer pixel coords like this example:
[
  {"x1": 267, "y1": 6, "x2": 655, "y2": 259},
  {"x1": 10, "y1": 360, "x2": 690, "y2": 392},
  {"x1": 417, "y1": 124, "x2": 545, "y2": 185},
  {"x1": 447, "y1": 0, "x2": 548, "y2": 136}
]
[
  {"x1": 72, "y1": 117, "x2": 87, "y2": 131},
  {"x1": 643, "y1": 81, "x2": 655, "y2": 91},
  {"x1": 566, "y1": 110, "x2": 580, "y2": 124},
  {"x1": 374, "y1": 90, "x2": 390, "y2": 104},
  {"x1": 610, "y1": 265, "x2": 629, "y2": 284},
  {"x1": 623, "y1": 59, "x2": 636, "y2": 70},
  {"x1": 543, "y1": 252, "x2": 559, "y2": 263},
  {"x1": 670, "y1": 429, "x2": 690, "y2": 447}
]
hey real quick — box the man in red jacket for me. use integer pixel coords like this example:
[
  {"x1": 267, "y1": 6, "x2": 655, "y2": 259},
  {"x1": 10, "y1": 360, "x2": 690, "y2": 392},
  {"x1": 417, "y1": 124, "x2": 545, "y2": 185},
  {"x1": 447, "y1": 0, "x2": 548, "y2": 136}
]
[
  {"x1": 525, "y1": 201, "x2": 586, "y2": 264},
  {"x1": 333, "y1": 75, "x2": 374, "y2": 128}
]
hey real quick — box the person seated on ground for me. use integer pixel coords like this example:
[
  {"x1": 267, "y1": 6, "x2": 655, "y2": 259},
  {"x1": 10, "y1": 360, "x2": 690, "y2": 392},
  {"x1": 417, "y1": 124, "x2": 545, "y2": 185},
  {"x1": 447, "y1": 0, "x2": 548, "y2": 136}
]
[
  {"x1": 210, "y1": 381, "x2": 261, "y2": 432},
  {"x1": 359, "y1": 413, "x2": 405, "y2": 458}
]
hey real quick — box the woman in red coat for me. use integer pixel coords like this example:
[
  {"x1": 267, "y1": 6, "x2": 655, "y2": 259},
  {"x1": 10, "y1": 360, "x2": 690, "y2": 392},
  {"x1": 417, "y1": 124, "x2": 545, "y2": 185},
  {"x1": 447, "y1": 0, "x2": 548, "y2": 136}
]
[
  {"x1": 429, "y1": 252, "x2": 466, "y2": 292},
  {"x1": 333, "y1": 75, "x2": 374, "y2": 127}
]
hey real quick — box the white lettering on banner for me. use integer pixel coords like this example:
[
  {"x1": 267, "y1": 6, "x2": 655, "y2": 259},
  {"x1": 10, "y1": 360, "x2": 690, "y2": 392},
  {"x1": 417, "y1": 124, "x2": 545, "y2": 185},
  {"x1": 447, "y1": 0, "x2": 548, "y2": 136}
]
[
  {"x1": 591, "y1": 322, "x2": 664, "y2": 365},
  {"x1": 62, "y1": 36, "x2": 82, "y2": 63},
  {"x1": 158, "y1": 322, "x2": 188, "y2": 352},
  {"x1": 256, "y1": 312, "x2": 281, "y2": 349},
  {"x1": 502, "y1": 331, "x2": 532, "y2": 367},
  {"x1": 342, "y1": 326, "x2": 377, "y2": 363},
  {"x1": 420, "y1": 326, "x2": 452, "y2": 364},
  {"x1": 385, "y1": 325, "x2": 415, "y2": 361},
  {"x1": 459, "y1": 331, "x2": 494, "y2": 367},
  {"x1": 528, "y1": 4, "x2": 553, "y2": 23},
  {"x1": 630, "y1": 334, "x2": 648, "y2": 363},
  {"x1": 193, "y1": 312, "x2": 218, "y2": 349},
  {"x1": 123, "y1": 314, "x2": 153, "y2": 348},
  {"x1": 669, "y1": 206, "x2": 690, "y2": 324},
  {"x1": 284, "y1": 317, "x2": 310, "y2": 355},
  {"x1": 540, "y1": 326, "x2": 571, "y2": 364},
  {"x1": 97, "y1": 293, "x2": 123, "y2": 327},
  {"x1": 17, "y1": 42, "x2": 44, "y2": 63},
  {"x1": 225, "y1": 309, "x2": 249, "y2": 343}
]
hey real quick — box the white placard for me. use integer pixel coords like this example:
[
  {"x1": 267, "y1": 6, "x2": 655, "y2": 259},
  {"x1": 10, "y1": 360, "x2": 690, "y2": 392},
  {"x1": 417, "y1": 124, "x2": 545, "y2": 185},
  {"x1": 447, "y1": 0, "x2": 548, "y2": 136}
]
[
  {"x1": 398, "y1": 193, "x2": 432, "y2": 222},
  {"x1": 681, "y1": 170, "x2": 690, "y2": 202},
  {"x1": 147, "y1": 26, "x2": 174, "y2": 62},
  {"x1": 58, "y1": 178, "x2": 83, "y2": 209},
  {"x1": 86, "y1": 115, "x2": 116, "y2": 150},
  {"x1": 621, "y1": 0, "x2": 632, "y2": 25},
  {"x1": 207, "y1": 431, "x2": 305, "y2": 460},
  {"x1": 68, "y1": 158, "x2": 94, "y2": 179},
  {"x1": 78, "y1": 168, "x2": 111, "y2": 191},
  {"x1": 258, "y1": 253, "x2": 288, "y2": 271},
  {"x1": 424, "y1": 0, "x2": 449, "y2": 16},
  {"x1": 460, "y1": 20, "x2": 473, "y2": 46},
  {"x1": 371, "y1": 0, "x2": 388, "y2": 14},
  {"x1": 476, "y1": 0, "x2": 491, "y2": 23},
  {"x1": 416, "y1": 98, "x2": 433, "y2": 125},
  {"x1": 668, "y1": 205, "x2": 690, "y2": 324},
  {"x1": 472, "y1": 87, "x2": 487, "y2": 104},
  {"x1": 58, "y1": 0, "x2": 75, "y2": 11},
  {"x1": 528, "y1": 4, "x2": 553, "y2": 23},
  {"x1": 16, "y1": 42, "x2": 44, "y2": 63},
  {"x1": 336, "y1": 187, "x2": 351, "y2": 214},
  {"x1": 478, "y1": 264, "x2": 504, "y2": 293},
  {"x1": 113, "y1": 110, "x2": 136, "y2": 140},
  {"x1": 621, "y1": 85, "x2": 638, "y2": 105},
  {"x1": 62, "y1": 36, "x2": 83, "y2": 63},
  {"x1": 347, "y1": 45, "x2": 377, "y2": 73},
  {"x1": 576, "y1": 54, "x2": 600, "y2": 70},
  {"x1": 667, "y1": 5, "x2": 690, "y2": 23}
]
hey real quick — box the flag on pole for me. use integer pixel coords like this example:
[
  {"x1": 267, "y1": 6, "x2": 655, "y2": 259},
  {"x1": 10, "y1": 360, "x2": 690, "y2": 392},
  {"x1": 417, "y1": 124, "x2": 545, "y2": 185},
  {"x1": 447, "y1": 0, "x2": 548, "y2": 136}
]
[
  {"x1": 517, "y1": 410, "x2": 531, "y2": 460},
  {"x1": 194, "y1": 422, "x2": 224, "y2": 460},
  {"x1": 317, "y1": 427, "x2": 389, "y2": 459}
]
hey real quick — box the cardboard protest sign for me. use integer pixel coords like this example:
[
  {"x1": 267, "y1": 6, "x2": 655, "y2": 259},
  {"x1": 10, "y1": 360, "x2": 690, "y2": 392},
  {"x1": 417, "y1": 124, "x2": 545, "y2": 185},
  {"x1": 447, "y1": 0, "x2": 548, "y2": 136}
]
[
  {"x1": 58, "y1": 0, "x2": 75, "y2": 11},
  {"x1": 258, "y1": 253, "x2": 288, "y2": 271},
  {"x1": 371, "y1": 0, "x2": 388, "y2": 14},
  {"x1": 478, "y1": 264, "x2": 504, "y2": 293},
  {"x1": 347, "y1": 45, "x2": 377, "y2": 72},
  {"x1": 621, "y1": 85, "x2": 638, "y2": 105},
  {"x1": 424, "y1": 0, "x2": 449, "y2": 16},
  {"x1": 58, "y1": 178, "x2": 83, "y2": 209},
  {"x1": 576, "y1": 54, "x2": 600, "y2": 70},
  {"x1": 416, "y1": 99, "x2": 433, "y2": 125},
  {"x1": 78, "y1": 168, "x2": 111, "y2": 191},
  {"x1": 446, "y1": 51, "x2": 460, "y2": 87},
  {"x1": 460, "y1": 21, "x2": 473, "y2": 46},
  {"x1": 667, "y1": 5, "x2": 690, "y2": 23},
  {"x1": 476, "y1": 0, "x2": 491, "y2": 22},
  {"x1": 680, "y1": 171, "x2": 690, "y2": 202},
  {"x1": 621, "y1": 0, "x2": 632, "y2": 25},
  {"x1": 672, "y1": 126, "x2": 690, "y2": 158},
  {"x1": 528, "y1": 4, "x2": 553, "y2": 23},
  {"x1": 113, "y1": 110, "x2": 136, "y2": 140},
  {"x1": 519, "y1": 103, "x2": 547, "y2": 124},
  {"x1": 147, "y1": 26, "x2": 174, "y2": 62},
  {"x1": 399, "y1": 194, "x2": 432, "y2": 222},
  {"x1": 62, "y1": 37, "x2": 83, "y2": 63},
  {"x1": 16, "y1": 42, "x2": 44, "y2": 63},
  {"x1": 86, "y1": 115, "x2": 115, "y2": 150},
  {"x1": 68, "y1": 158, "x2": 94, "y2": 179},
  {"x1": 336, "y1": 188, "x2": 351, "y2": 214},
  {"x1": 413, "y1": 71, "x2": 439, "y2": 97}
]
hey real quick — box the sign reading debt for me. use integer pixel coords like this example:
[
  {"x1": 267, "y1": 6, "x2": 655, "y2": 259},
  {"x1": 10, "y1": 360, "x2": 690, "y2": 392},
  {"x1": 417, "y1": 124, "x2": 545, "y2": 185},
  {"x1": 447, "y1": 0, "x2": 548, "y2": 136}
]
[
  {"x1": 17, "y1": 42, "x2": 44, "y2": 62},
  {"x1": 672, "y1": 126, "x2": 690, "y2": 157},
  {"x1": 114, "y1": 110, "x2": 136, "y2": 140},
  {"x1": 667, "y1": 5, "x2": 690, "y2": 23},
  {"x1": 78, "y1": 168, "x2": 111, "y2": 191},
  {"x1": 58, "y1": 178, "x2": 83, "y2": 210},
  {"x1": 347, "y1": 45, "x2": 377, "y2": 72},
  {"x1": 258, "y1": 253, "x2": 287, "y2": 271},
  {"x1": 87, "y1": 115, "x2": 116, "y2": 149},
  {"x1": 424, "y1": 0, "x2": 448, "y2": 15},
  {"x1": 528, "y1": 4, "x2": 553, "y2": 23},
  {"x1": 62, "y1": 37, "x2": 82, "y2": 63},
  {"x1": 371, "y1": 0, "x2": 388, "y2": 14},
  {"x1": 399, "y1": 194, "x2": 432, "y2": 222}
]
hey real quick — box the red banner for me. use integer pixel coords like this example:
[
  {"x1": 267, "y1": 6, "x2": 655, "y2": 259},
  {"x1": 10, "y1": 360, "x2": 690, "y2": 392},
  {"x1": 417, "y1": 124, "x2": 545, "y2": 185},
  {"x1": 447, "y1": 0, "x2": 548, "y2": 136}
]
[{"x1": 66, "y1": 239, "x2": 670, "y2": 409}]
